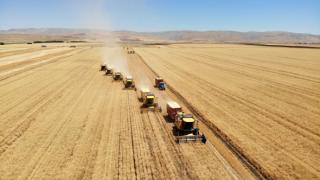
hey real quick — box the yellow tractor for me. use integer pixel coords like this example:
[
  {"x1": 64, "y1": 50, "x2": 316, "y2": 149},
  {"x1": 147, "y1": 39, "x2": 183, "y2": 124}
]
[
  {"x1": 139, "y1": 88, "x2": 161, "y2": 113},
  {"x1": 123, "y1": 76, "x2": 137, "y2": 90}
]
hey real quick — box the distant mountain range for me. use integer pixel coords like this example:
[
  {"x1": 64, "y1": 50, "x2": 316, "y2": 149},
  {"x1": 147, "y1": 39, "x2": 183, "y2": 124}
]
[{"x1": 1, "y1": 28, "x2": 320, "y2": 44}]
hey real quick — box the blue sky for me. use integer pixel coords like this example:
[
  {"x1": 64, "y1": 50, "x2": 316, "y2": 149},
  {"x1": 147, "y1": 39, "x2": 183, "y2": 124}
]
[{"x1": 0, "y1": 0, "x2": 319, "y2": 34}]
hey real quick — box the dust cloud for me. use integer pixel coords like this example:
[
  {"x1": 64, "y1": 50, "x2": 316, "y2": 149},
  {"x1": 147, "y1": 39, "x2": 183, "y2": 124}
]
[{"x1": 68, "y1": 0, "x2": 134, "y2": 77}]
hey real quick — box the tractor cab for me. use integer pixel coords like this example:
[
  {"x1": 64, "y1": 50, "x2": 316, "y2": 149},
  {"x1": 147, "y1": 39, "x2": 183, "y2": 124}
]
[
  {"x1": 181, "y1": 114, "x2": 195, "y2": 131},
  {"x1": 175, "y1": 112, "x2": 198, "y2": 134},
  {"x1": 145, "y1": 93, "x2": 155, "y2": 106},
  {"x1": 125, "y1": 76, "x2": 133, "y2": 86},
  {"x1": 158, "y1": 81, "x2": 166, "y2": 90}
]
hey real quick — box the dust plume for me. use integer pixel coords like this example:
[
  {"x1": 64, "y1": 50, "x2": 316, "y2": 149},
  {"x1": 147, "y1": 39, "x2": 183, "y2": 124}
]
[
  {"x1": 136, "y1": 75, "x2": 152, "y2": 91},
  {"x1": 68, "y1": 0, "x2": 131, "y2": 75}
]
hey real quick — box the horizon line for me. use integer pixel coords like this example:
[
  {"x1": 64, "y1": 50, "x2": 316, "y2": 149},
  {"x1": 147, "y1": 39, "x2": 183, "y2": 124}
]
[{"x1": 0, "y1": 27, "x2": 319, "y2": 36}]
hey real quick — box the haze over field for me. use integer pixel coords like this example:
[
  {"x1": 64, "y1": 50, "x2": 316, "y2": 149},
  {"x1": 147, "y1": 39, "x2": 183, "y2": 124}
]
[{"x1": 1, "y1": 28, "x2": 320, "y2": 44}]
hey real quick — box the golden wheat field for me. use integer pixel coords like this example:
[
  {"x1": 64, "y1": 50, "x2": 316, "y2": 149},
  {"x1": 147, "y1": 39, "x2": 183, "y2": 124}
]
[
  {"x1": 136, "y1": 44, "x2": 320, "y2": 179},
  {"x1": 0, "y1": 43, "x2": 319, "y2": 179}
]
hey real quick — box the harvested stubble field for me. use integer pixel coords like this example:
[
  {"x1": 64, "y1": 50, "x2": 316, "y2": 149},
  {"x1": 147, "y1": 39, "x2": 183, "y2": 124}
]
[
  {"x1": 0, "y1": 44, "x2": 254, "y2": 179},
  {"x1": 136, "y1": 44, "x2": 320, "y2": 179}
]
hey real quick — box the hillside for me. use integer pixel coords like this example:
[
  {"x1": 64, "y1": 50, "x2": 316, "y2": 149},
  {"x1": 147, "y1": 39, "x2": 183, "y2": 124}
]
[{"x1": 1, "y1": 28, "x2": 320, "y2": 44}]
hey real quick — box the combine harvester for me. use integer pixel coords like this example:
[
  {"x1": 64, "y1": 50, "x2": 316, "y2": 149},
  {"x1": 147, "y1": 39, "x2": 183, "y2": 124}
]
[
  {"x1": 154, "y1": 77, "x2": 166, "y2": 90},
  {"x1": 100, "y1": 63, "x2": 106, "y2": 71},
  {"x1": 123, "y1": 76, "x2": 137, "y2": 90},
  {"x1": 128, "y1": 50, "x2": 135, "y2": 54},
  {"x1": 113, "y1": 70, "x2": 123, "y2": 81},
  {"x1": 167, "y1": 101, "x2": 206, "y2": 144},
  {"x1": 105, "y1": 65, "x2": 113, "y2": 75},
  {"x1": 139, "y1": 88, "x2": 162, "y2": 113},
  {"x1": 127, "y1": 47, "x2": 135, "y2": 54}
]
